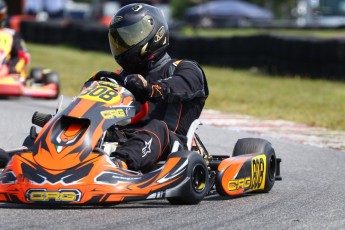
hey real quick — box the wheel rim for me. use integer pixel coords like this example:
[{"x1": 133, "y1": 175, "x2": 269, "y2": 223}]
[{"x1": 192, "y1": 164, "x2": 207, "y2": 193}]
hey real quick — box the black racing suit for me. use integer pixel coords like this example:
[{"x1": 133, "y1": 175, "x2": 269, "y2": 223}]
[{"x1": 112, "y1": 53, "x2": 209, "y2": 171}]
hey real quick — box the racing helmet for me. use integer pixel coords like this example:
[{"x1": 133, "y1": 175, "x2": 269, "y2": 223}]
[
  {"x1": 108, "y1": 3, "x2": 169, "y2": 73},
  {"x1": 0, "y1": 0, "x2": 7, "y2": 28}
]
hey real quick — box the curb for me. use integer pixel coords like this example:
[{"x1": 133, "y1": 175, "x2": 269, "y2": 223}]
[{"x1": 200, "y1": 109, "x2": 345, "y2": 153}]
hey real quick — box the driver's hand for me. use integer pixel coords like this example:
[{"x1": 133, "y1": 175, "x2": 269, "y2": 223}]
[{"x1": 124, "y1": 74, "x2": 151, "y2": 103}]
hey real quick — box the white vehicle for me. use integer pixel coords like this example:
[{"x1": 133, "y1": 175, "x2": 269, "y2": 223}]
[{"x1": 296, "y1": 0, "x2": 345, "y2": 27}]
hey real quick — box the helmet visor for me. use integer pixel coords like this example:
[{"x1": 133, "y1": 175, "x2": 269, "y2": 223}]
[{"x1": 109, "y1": 15, "x2": 154, "y2": 57}]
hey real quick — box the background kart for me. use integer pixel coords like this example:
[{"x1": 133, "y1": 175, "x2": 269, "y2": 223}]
[
  {"x1": 0, "y1": 66, "x2": 60, "y2": 100},
  {"x1": 0, "y1": 31, "x2": 59, "y2": 99},
  {"x1": 0, "y1": 77, "x2": 281, "y2": 205}
]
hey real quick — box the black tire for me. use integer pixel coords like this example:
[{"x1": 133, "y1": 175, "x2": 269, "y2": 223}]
[
  {"x1": 0, "y1": 148, "x2": 10, "y2": 168},
  {"x1": 232, "y1": 138, "x2": 276, "y2": 193},
  {"x1": 43, "y1": 71, "x2": 59, "y2": 85},
  {"x1": 167, "y1": 151, "x2": 209, "y2": 205},
  {"x1": 43, "y1": 71, "x2": 60, "y2": 99},
  {"x1": 32, "y1": 111, "x2": 53, "y2": 128},
  {"x1": 29, "y1": 67, "x2": 45, "y2": 83}
]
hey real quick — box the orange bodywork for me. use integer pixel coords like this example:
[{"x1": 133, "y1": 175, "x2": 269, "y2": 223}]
[
  {"x1": 0, "y1": 151, "x2": 187, "y2": 204},
  {"x1": 217, "y1": 153, "x2": 267, "y2": 196},
  {"x1": 0, "y1": 82, "x2": 188, "y2": 205}
]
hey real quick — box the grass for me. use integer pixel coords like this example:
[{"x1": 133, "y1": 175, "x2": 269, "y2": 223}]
[
  {"x1": 27, "y1": 43, "x2": 345, "y2": 131},
  {"x1": 205, "y1": 66, "x2": 345, "y2": 130},
  {"x1": 29, "y1": 44, "x2": 117, "y2": 96}
]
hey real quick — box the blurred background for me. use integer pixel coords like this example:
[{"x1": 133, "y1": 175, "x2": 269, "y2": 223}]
[
  {"x1": 5, "y1": 0, "x2": 345, "y2": 80},
  {"x1": 2, "y1": 0, "x2": 345, "y2": 131},
  {"x1": 6, "y1": 0, "x2": 345, "y2": 28}
]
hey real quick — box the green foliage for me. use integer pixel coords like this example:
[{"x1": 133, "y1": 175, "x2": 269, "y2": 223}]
[
  {"x1": 170, "y1": 0, "x2": 194, "y2": 20},
  {"x1": 243, "y1": 0, "x2": 297, "y2": 19}
]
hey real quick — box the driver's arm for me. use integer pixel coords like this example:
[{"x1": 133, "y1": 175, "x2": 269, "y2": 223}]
[{"x1": 124, "y1": 60, "x2": 208, "y2": 103}]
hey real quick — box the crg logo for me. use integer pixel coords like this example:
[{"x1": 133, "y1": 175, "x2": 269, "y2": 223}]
[
  {"x1": 26, "y1": 189, "x2": 81, "y2": 202},
  {"x1": 227, "y1": 155, "x2": 267, "y2": 192}
]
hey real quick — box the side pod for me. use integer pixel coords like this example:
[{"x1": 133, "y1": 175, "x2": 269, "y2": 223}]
[{"x1": 215, "y1": 153, "x2": 281, "y2": 196}]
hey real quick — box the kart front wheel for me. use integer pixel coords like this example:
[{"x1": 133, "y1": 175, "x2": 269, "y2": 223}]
[
  {"x1": 232, "y1": 138, "x2": 277, "y2": 193},
  {"x1": 167, "y1": 151, "x2": 209, "y2": 205}
]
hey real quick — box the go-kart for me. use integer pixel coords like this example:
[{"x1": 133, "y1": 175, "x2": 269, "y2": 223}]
[
  {"x1": 0, "y1": 36, "x2": 59, "y2": 99},
  {"x1": 0, "y1": 77, "x2": 281, "y2": 205},
  {"x1": 0, "y1": 65, "x2": 60, "y2": 100}
]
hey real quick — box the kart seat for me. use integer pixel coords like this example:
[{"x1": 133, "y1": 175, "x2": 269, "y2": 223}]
[{"x1": 171, "y1": 119, "x2": 201, "y2": 152}]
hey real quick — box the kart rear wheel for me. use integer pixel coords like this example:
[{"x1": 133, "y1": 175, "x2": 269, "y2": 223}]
[
  {"x1": 29, "y1": 67, "x2": 44, "y2": 83},
  {"x1": 43, "y1": 71, "x2": 59, "y2": 85},
  {"x1": 167, "y1": 151, "x2": 209, "y2": 205},
  {"x1": 29, "y1": 68, "x2": 60, "y2": 99},
  {"x1": 232, "y1": 138, "x2": 276, "y2": 193},
  {"x1": 43, "y1": 71, "x2": 60, "y2": 99}
]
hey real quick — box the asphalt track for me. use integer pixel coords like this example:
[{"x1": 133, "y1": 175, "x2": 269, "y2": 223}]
[{"x1": 0, "y1": 97, "x2": 344, "y2": 230}]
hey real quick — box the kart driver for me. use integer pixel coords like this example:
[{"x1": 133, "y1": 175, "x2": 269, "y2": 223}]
[
  {"x1": 88, "y1": 3, "x2": 209, "y2": 171},
  {"x1": 0, "y1": 0, "x2": 30, "y2": 77}
]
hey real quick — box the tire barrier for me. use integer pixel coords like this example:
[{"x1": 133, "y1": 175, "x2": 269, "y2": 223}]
[
  {"x1": 19, "y1": 20, "x2": 345, "y2": 80},
  {"x1": 169, "y1": 34, "x2": 345, "y2": 80},
  {"x1": 20, "y1": 20, "x2": 68, "y2": 44}
]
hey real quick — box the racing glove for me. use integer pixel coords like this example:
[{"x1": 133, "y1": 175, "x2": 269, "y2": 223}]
[
  {"x1": 124, "y1": 74, "x2": 165, "y2": 103},
  {"x1": 124, "y1": 74, "x2": 152, "y2": 103}
]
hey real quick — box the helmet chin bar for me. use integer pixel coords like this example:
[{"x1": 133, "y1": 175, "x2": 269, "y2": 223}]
[
  {"x1": 116, "y1": 42, "x2": 168, "y2": 74},
  {"x1": 117, "y1": 56, "x2": 150, "y2": 74}
]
